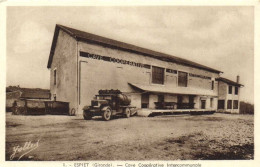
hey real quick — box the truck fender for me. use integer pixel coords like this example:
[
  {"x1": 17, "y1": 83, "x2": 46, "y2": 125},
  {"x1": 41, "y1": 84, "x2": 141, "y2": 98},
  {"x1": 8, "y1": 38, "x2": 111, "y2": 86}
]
[
  {"x1": 101, "y1": 106, "x2": 115, "y2": 116},
  {"x1": 82, "y1": 106, "x2": 90, "y2": 111},
  {"x1": 100, "y1": 106, "x2": 111, "y2": 112}
]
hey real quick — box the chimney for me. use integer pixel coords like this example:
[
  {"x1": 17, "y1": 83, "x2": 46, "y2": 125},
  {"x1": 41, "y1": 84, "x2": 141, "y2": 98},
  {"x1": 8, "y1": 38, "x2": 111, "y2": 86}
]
[{"x1": 236, "y1": 75, "x2": 240, "y2": 83}]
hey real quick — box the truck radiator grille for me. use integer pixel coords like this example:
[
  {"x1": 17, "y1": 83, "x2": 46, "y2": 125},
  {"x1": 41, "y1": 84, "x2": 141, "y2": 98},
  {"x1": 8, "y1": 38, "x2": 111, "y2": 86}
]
[{"x1": 91, "y1": 101, "x2": 98, "y2": 106}]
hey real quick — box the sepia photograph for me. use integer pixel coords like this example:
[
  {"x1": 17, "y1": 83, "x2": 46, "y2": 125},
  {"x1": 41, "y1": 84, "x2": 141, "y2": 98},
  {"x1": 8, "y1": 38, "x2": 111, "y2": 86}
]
[{"x1": 2, "y1": 4, "x2": 256, "y2": 164}]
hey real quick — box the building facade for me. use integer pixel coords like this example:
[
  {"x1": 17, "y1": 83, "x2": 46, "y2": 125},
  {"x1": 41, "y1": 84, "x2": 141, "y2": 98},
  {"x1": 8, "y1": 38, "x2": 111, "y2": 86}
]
[
  {"x1": 217, "y1": 77, "x2": 243, "y2": 113},
  {"x1": 47, "y1": 24, "x2": 242, "y2": 115}
]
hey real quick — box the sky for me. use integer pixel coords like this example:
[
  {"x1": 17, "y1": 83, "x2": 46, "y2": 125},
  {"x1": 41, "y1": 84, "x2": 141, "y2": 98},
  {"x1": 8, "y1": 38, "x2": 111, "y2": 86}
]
[{"x1": 6, "y1": 6, "x2": 254, "y2": 103}]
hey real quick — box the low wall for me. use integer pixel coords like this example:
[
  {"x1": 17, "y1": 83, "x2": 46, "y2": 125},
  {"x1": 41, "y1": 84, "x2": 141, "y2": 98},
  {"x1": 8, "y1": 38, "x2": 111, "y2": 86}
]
[{"x1": 11, "y1": 100, "x2": 70, "y2": 115}]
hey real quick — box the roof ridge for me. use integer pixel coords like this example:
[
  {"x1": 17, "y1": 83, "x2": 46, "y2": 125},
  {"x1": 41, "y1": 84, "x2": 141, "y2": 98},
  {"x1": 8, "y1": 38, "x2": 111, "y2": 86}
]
[
  {"x1": 217, "y1": 77, "x2": 243, "y2": 87},
  {"x1": 48, "y1": 24, "x2": 222, "y2": 74}
]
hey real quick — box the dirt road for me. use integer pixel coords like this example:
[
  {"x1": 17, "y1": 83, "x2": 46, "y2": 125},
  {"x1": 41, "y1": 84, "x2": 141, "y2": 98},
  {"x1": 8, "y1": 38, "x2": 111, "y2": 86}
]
[{"x1": 5, "y1": 113, "x2": 254, "y2": 160}]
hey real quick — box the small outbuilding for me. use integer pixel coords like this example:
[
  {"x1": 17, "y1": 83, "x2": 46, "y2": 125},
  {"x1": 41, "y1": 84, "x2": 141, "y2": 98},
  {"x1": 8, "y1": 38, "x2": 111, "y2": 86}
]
[
  {"x1": 6, "y1": 86, "x2": 51, "y2": 112},
  {"x1": 216, "y1": 76, "x2": 244, "y2": 114},
  {"x1": 6, "y1": 86, "x2": 71, "y2": 115}
]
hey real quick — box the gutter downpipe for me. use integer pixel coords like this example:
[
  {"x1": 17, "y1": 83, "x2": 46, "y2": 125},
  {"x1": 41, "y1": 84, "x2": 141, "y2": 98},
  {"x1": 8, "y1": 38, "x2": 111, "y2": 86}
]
[{"x1": 76, "y1": 40, "x2": 79, "y2": 115}]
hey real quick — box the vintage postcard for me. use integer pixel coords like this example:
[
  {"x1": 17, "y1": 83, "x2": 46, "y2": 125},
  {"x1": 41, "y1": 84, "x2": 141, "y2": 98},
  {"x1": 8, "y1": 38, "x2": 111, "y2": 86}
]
[{"x1": 0, "y1": 0, "x2": 259, "y2": 167}]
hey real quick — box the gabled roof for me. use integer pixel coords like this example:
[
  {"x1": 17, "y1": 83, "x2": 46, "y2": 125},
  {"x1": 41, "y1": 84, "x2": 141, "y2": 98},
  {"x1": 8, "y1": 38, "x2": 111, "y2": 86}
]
[
  {"x1": 47, "y1": 24, "x2": 222, "y2": 74},
  {"x1": 6, "y1": 86, "x2": 22, "y2": 92},
  {"x1": 216, "y1": 77, "x2": 244, "y2": 87}
]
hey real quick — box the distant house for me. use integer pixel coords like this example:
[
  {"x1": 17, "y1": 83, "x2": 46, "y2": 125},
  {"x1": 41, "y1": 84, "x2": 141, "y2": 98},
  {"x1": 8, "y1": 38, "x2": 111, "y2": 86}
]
[
  {"x1": 6, "y1": 86, "x2": 50, "y2": 112},
  {"x1": 216, "y1": 76, "x2": 244, "y2": 114}
]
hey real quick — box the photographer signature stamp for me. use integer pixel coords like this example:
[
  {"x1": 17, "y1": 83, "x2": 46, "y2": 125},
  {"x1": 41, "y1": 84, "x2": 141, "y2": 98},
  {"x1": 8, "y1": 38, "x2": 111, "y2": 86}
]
[{"x1": 10, "y1": 139, "x2": 40, "y2": 160}]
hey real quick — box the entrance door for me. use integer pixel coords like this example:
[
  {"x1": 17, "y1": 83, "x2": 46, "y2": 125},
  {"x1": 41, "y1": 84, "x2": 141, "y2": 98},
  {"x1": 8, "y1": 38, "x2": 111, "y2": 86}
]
[
  {"x1": 141, "y1": 93, "x2": 149, "y2": 108},
  {"x1": 189, "y1": 95, "x2": 195, "y2": 109},
  {"x1": 158, "y1": 95, "x2": 164, "y2": 103},
  {"x1": 201, "y1": 100, "x2": 206, "y2": 109},
  {"x1": 177, "y1": 95, "x2": 183, "y2": 109},
  {"x1": 218, "y1": 100, "x2": 225, "y2": 109}
]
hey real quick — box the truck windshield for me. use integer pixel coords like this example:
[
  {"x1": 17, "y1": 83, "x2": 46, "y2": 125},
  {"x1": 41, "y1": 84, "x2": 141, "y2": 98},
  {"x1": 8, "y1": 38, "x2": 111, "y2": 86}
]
[{"x1": 97, "y1": 95, "x2": 112, "y2": 100}]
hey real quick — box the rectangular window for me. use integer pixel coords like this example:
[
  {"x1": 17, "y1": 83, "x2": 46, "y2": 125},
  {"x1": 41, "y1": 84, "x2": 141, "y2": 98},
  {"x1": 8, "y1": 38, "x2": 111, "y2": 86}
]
[
  {"x1": 233, "y1": 100, "x2": 239, "y2": 109},
  {"x1": 178, "y1": 71, "x2": 188, "y2": 87},
  {"x1": 235, "y1": 87, "x2": 239, "y2": 95},
  {"x1": 166, "y1": 69, "x2": 177, "y2": 74},
  {"x1": 228, "y1": 85, "x2": 232, "y2": 94},
  {"x1": 211, "y1": 81, "x2": 214, "y2": 90},
  {"x1": 54, "y1": 69, "x2": 57, "y2": 85},
  {"x1": 218, "y1": 100, "x2": 225, "y2": 109},
  {"x1": 227, "y1": 100, "x2": 232, "y2": 109},
  {"x1": 152, "y1": 66, "x2": 164, "y2": 84}
]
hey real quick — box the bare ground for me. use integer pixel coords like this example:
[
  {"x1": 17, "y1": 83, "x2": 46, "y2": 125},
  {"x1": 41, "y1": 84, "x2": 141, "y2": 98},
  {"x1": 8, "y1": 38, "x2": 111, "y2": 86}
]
[{"x1": 5, "y1": 112, "x2": 254, "y2": 160}]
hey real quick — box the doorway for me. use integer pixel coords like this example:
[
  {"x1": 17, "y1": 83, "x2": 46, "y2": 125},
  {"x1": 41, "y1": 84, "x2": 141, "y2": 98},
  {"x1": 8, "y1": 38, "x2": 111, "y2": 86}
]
[
  {"x1": 201, "y1": 100, "x2": 206, "y2": 109},
  {"x1": 158, "y1": 95, "x2": 164, "y2": 103},
  {"x1": 141, "y1": 93, "x2": 149, "y2": 108},
  {"x1": 189, "y1": 95, "x2": 195, "y2": 109},
  {"x1": 177, "y1": 95, "x2": 183, "y2": 109}
]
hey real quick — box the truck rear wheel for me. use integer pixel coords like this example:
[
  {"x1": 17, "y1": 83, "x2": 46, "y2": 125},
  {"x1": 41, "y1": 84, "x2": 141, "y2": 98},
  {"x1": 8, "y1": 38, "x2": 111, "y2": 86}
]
[
  {"x1": 102, "y1": 107, "x2": 112, "y2": 121},
  {"x1": 69, "y1": 108, "x2": 76, "y2": 116},
  {"x1": 124, "y1": 108, "x2": 131, "y2": 118}
]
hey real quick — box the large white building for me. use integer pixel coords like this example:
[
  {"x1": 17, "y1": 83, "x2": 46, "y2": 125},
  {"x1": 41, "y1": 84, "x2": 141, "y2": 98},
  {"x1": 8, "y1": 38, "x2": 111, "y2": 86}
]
[{"x1": 47, "y1": 24, "x2": 243, "y2": 115}]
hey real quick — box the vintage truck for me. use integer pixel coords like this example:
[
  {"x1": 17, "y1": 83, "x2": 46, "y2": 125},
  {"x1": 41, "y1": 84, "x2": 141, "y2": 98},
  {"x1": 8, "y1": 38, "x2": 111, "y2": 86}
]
[{"x1": 83, "y1": 89, "x2": 136, "y2": 121}]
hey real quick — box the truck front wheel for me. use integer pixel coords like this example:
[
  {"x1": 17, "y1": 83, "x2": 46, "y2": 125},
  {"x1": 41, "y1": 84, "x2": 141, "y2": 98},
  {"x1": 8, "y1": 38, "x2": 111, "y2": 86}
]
[
  {"x1": 102, "y1": 107, "x2": 112, "y2": 121},
  {"x1": 83, "y1": 111, "x2": 92, "y2": 120},
  {"x1": 124, "y1": 108, "x2": 131, "y2": 118}
]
